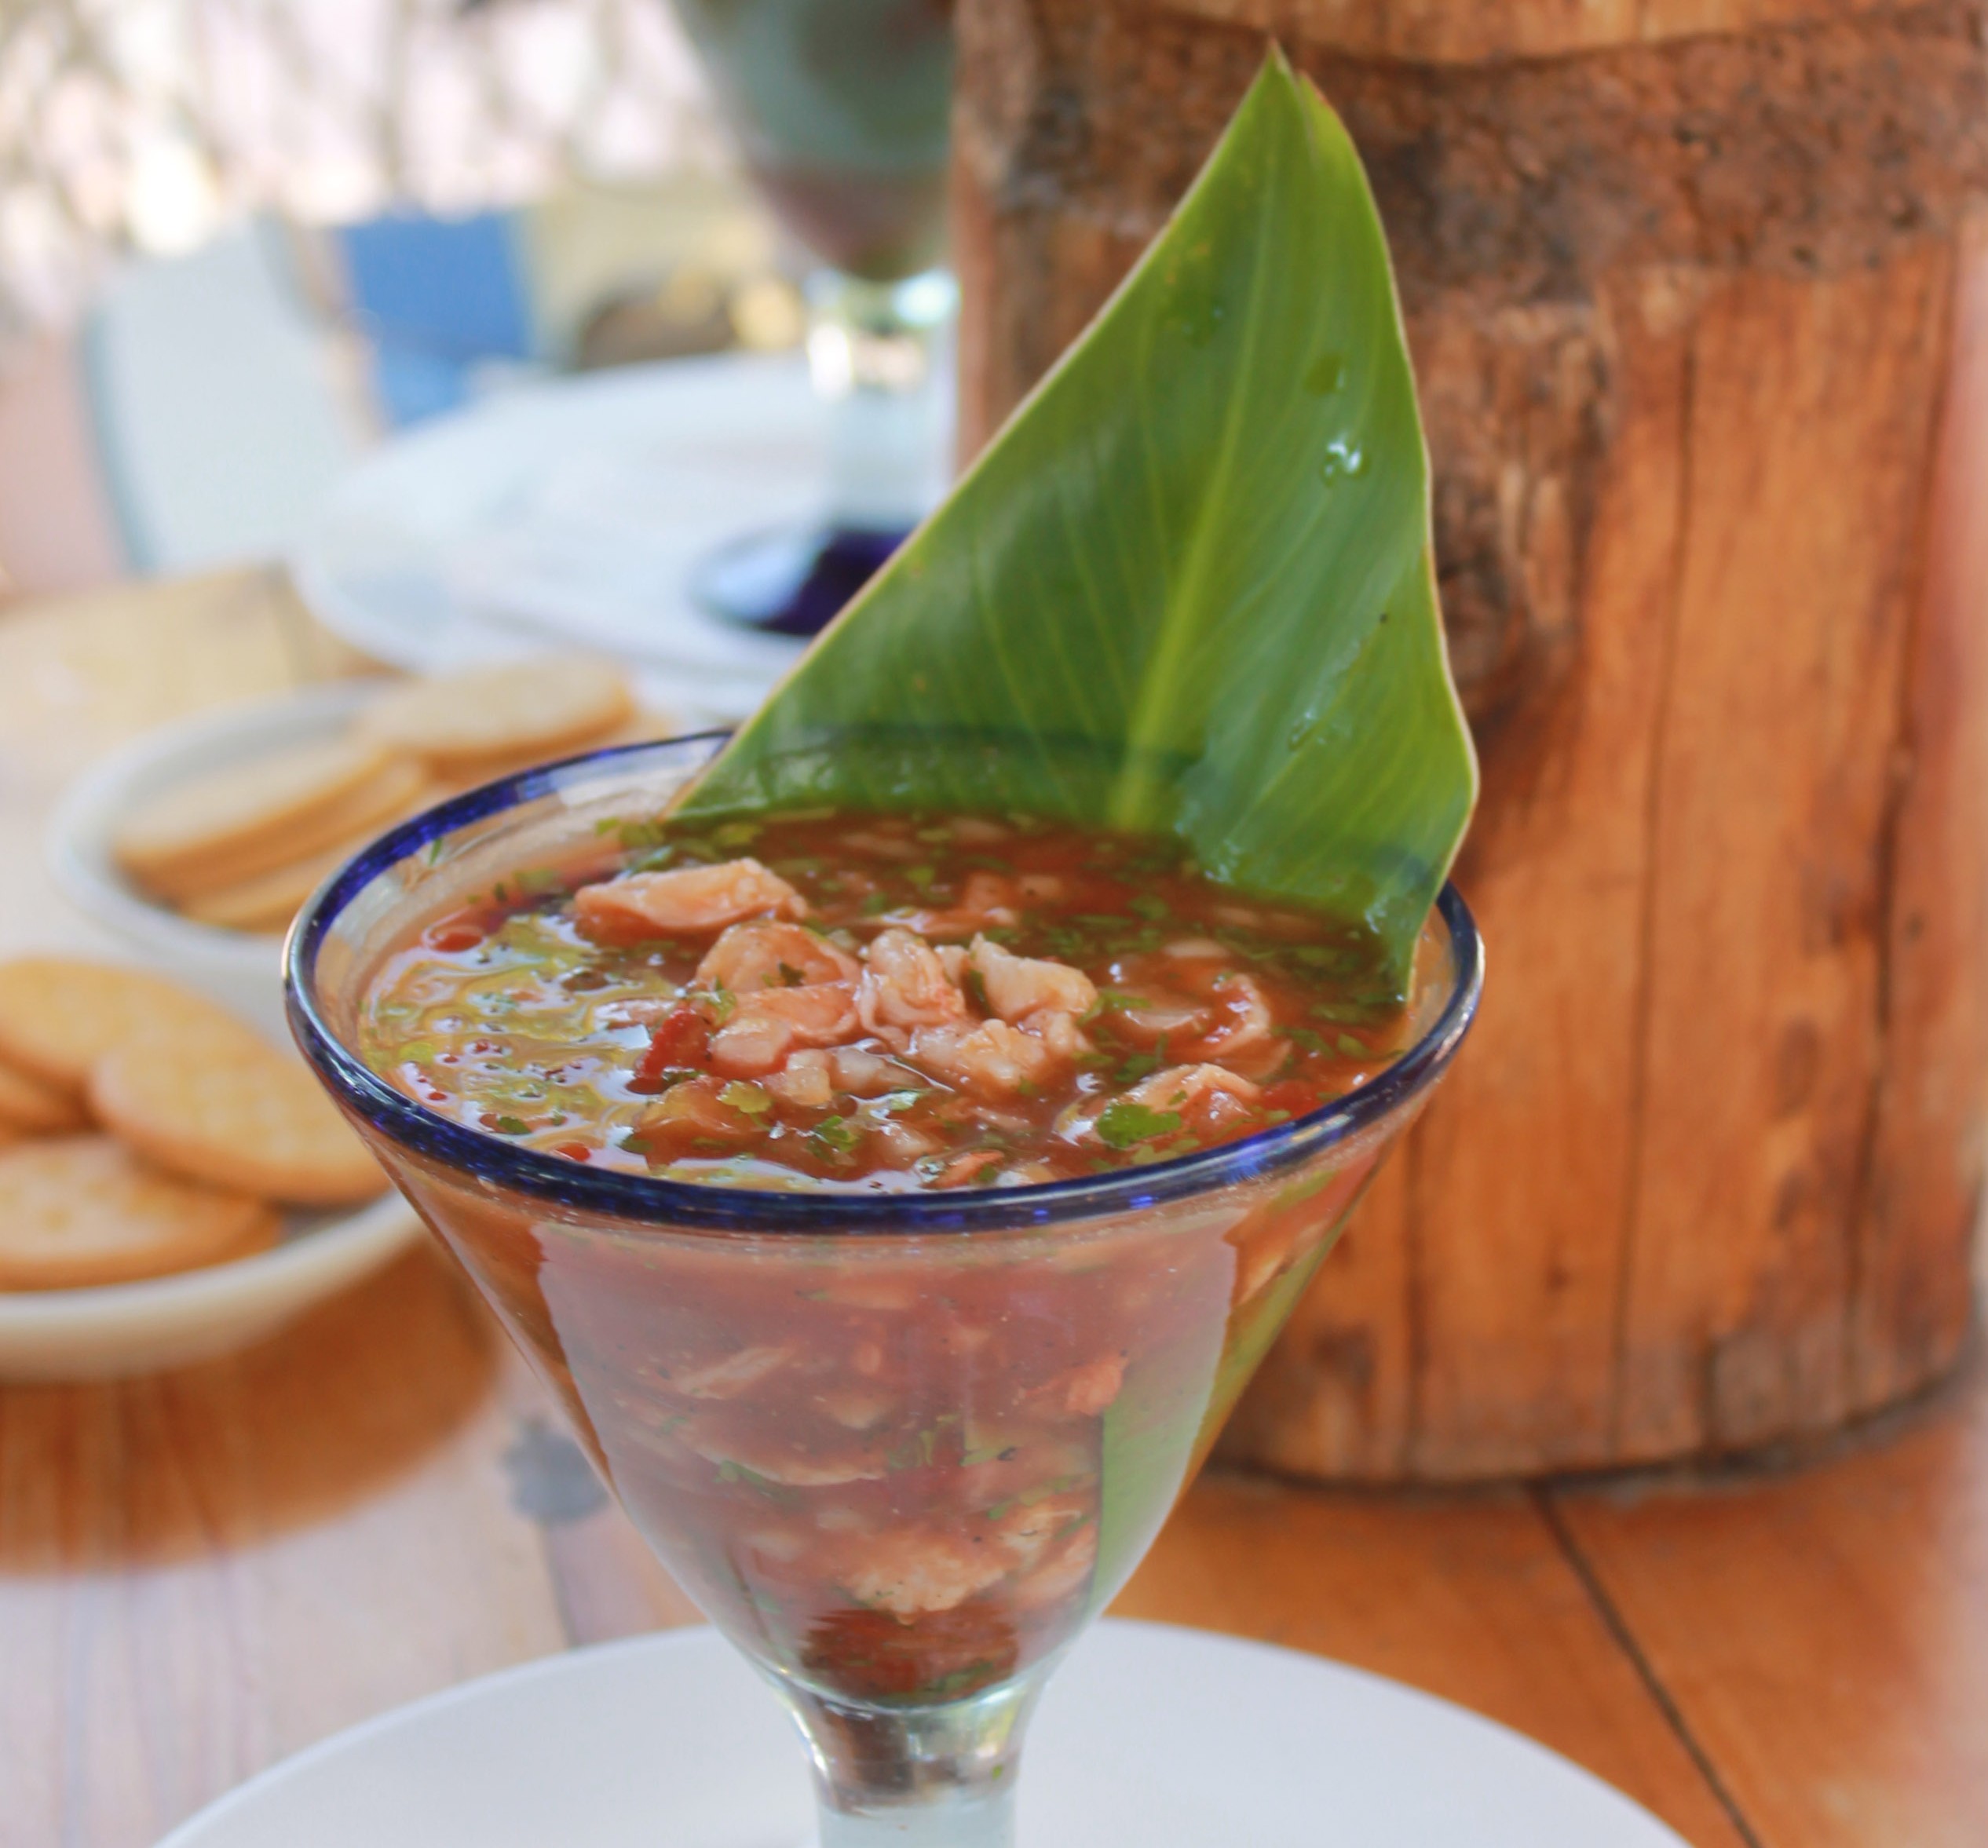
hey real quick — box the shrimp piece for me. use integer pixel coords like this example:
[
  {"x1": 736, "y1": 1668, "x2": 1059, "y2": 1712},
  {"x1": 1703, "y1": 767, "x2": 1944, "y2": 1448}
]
[
  {"x1": 910, "y1": 1018, "x2": 1064, "y2": 1099},
  {"x1": 1200, "y1": 970, "x2": 1275, "y2": 1054},
  {"x1": 1099, "y1": 993, "x2": 1212, "y2": 1047},
  {"x1": 832, "y1": 1047, "x2": 916, "y2": 1096},
  {"x1": 858, "y1": 928, "x2": 968, "y2": 1037},
  {"x1": 1033, "y1": 1355, "x2": 1124, "y2": 1417},
  {"x1": 697, "y1": 920, "x2": 857, "y2": 992},
  {"x1": 840, "y1": 1526, "x2": 1014, "y2": 1616},
  {"x1": 574, "y1": 858, "x2": 806, "y2": 935},
  {"x1": 710, "y1": 982, "x2": 860, "y2": 1077},
  {"x1": 1122, "y1": 1062, "x2": 1263, "y2": 1134},
  {"x1": 894, "y1": 871, "x2": 1022, "y2": 939},
  {"x1": 766, "y1": 1047, "x2": 835, "y2": 1108},
  {"x1": 669, "y1": 1344, "x2": 795, "y2": 1401},
  {"x1": 991, "y1": 1492, "x2": 1093, "y2": 1574},
  {"x1": 969, "y1": 935, "x2": 1096, "y2": 1021},
  {"x1": 1022, "y1": 1007, "x2": 1091, "y2": 1063},
  {"x1": 1013, "y1": 1522, "x2": 1098, "y2": 1612},
  {"x1": 684, "y1": 1430, "x2": 886, "y2": 1487},
  {"x1": 1162, "y1": 937, "x2": 1229, "y2": 962}
]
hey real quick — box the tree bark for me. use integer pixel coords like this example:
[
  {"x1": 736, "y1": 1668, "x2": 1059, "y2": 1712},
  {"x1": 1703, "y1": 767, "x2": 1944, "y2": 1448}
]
[{"x1": 954, "y1": 0, "x2": 1988, "y2": 1477}]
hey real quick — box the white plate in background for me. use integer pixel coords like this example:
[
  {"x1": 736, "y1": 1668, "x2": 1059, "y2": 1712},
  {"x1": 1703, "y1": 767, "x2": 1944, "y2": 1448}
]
[
  {"x1": 291, "y1": 354, "x2": 824, "y2": 721},
  {"x1": 154, "y1": 1620, "x2": 1688, "y2": 1847}
]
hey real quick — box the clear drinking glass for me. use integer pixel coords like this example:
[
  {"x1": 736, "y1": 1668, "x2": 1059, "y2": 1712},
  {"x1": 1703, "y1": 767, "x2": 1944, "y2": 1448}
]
[
  {"x1": 287, "y1": 735, "x2": 1482, "y2": 1847},
  {"x1": 667, "y1": 0, "x2": 957, "y2": 635}
]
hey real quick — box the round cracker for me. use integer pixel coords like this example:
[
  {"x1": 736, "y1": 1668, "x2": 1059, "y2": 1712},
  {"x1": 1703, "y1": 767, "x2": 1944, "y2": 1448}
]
[
  {"x1": 176, "y1": 776, "x2": 440, "y2": 934},
  {"x1": 0, "y1": 1056, "x2": 89, "y2": 1134},
  {"x1": 134, "y1": 758, "x2": 430, "y2": 904},
  {"x1": 361, "y1": 659, "x2": 634, "y2": 771},
  {"x1": 0, "y1": 959, "x2": 245, "y2": 1094},
  {"x1": 90, "y1": 1028, "x2": 386, "y2": 1207},
  {"x1": 113, "y1": 734, "x2": 393, "y2": 886},
  {"x1": 0, "y1": 1135, "x2": 277, "y2": 1291}
]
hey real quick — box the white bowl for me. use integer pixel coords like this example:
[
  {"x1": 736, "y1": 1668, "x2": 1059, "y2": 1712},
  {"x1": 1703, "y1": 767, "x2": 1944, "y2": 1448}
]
[
  {"x1": 0, "y1": 1190, "x2": 422, "y2": 1380},
  {"x1": 30, "y1": 681, "x2": 429, "y2": 1377},
  {"x1": 46, "y1": 681, "x2": 380, "y2": 1039}
]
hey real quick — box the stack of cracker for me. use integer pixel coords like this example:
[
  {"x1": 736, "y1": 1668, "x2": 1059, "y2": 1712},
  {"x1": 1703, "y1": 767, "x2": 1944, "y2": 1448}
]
[
  {"x1": 112, "y1": 658, "x2": 657, "y2": 936},
  {"x1": 0, "y1": 958, "x2": 387, "y2": 1291}
]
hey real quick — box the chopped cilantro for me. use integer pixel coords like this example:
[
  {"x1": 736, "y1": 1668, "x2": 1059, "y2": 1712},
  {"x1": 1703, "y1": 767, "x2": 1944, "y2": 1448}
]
[
  {"x1": 808, "y1": 1113, "x2": 862, "y2": 1160},
  {"x1": 1081, "y1": 988, "x2": 1139, "y2": 1022},
  {"x1": 487, "y1": 1115, "x2": 532, "y2": 1136},
  {"x1": 906, "y1": 864, "x2": 937, "y2": 889},
  {"x1": 1113, "y1": 1047, "x2": 1164, "y2": 1085},
  {"x1": 875, "y1": 1090, "x2": 925, "y2": 1115},
  {"x1": 861, "y1": 891, "x2": 893, "y2": 915},
  {"x1": 711, "y1": 820, "x2": 762, "y2": 849},
  {"x1": 1095, "y1": 1101, "x2": 1183, "y2": 1149},
  {"x1": 963, "y1": 967, "x2": 992, "y2": 1014},
  {"x1": 1336, "y1": 1034, "x2": 1367, "y2": 1059},
  {"x1": 1128, "y1": 893, "x2": 1168, "y2": 921}
]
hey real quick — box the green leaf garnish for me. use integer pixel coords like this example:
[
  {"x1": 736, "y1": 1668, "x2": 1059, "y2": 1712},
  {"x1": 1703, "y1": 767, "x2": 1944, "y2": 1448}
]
[
  {"x1": 678, "y1": 51, "x2": 1475, "y2": 989},
  {"x1": 1095, "y1": 1101, "x2": 1184, "y2": 1149}
]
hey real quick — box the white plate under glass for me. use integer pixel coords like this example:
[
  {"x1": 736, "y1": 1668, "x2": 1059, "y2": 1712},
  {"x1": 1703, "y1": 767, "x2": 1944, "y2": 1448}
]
[{"x1": 155, "y1": 1619, "x2": 1688, "y2": 1847}]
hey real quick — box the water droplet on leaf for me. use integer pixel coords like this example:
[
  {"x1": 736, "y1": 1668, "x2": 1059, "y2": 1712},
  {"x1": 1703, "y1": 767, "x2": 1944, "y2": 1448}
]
[{"x1": 1319, "y1": 439, "x2": 1366, "y2": 484}]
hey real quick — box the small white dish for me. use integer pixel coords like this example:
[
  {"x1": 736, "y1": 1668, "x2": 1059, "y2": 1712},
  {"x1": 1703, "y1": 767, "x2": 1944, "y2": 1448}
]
[
  {"x1": 154, "y1": 1619, "x2": 1687, "y2": 1847},
  {"x1": 46, "y1": 681, "x2": 382, "y2": 1041},
  {"x1": 0, "y1": 1189, "x2": 422, "y2": 1380}
]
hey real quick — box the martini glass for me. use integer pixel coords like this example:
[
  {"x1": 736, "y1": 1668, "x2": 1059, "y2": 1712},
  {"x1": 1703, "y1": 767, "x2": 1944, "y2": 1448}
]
[
  {"x1": 287, "y1": 734, "x2": 1482, "y2": 1846},
  {"x1": 667, "y1": 0, "x2": 957, "y2": 635}
]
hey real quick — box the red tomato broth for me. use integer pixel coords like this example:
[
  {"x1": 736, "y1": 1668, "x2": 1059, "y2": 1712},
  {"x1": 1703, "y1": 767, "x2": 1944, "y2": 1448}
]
[
  {"x1": 356, "y1": 810, "x2": 1423, "y2": 1192},
  {"x1": 367, "y1": 1122, "x2": 1390, "y2": 1709},
  {"x1": 349, "y1": 809, "x2": 1443, "y2": 1708}
]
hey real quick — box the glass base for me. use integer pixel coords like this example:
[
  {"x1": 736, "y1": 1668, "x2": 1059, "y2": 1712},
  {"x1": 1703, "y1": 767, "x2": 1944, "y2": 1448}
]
[
  {"x1": 691, "y1": 521, "x2": 906, "y2": 637},
  {"x1": 782, "y1": 1675, "x2": 1035, "y2": 1848}
]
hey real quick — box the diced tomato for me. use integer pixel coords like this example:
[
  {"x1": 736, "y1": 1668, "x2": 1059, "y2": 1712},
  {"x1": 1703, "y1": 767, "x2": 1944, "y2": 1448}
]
[
  {"x1": 1257, "y1": 1079, "x2": 1319, "y2": 1119},
  {"x1": 802, "y1": 1604, "x2": 1017, "y2": 1704},
  {"x1": 551, "y1": 1141, "x2": 594, "y2": 1163},
  {"x1": 428, "y1": 918, "x2": 485, "y2": 953},
  {"x1": 631, "y1": 1005, "x2": 711, "y2": 1090}
]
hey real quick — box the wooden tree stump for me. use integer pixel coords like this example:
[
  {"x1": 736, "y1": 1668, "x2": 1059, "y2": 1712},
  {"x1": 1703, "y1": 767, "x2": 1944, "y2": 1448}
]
[{"x1": 954, "y1": 0, "x2": 1988, "y2": 1477}]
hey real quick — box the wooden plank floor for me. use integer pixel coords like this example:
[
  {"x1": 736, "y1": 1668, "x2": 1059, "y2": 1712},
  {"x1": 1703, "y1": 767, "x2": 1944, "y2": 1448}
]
[{"x1": 2, "y1": 572, "x2": 1983, "y2": 1846}]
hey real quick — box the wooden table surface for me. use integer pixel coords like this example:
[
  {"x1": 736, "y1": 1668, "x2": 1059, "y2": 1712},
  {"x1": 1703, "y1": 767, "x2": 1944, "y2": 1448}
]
[{"x1": 2, "y1": 569, "x2": 1983, "y2": 1848}]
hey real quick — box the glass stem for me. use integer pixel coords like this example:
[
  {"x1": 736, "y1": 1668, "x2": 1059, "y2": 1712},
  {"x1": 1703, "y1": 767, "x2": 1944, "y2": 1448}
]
[
  {"x1": 781, "y1": 1675, "x2": 1038, "y2": 1848},
  {"x1": 806, "y1": 266, "x2": 957, "y2": 534}
]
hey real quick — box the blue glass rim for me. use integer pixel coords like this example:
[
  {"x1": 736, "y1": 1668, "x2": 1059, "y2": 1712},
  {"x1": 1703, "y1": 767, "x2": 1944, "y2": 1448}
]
[{"x1": 286, "y1": 734, "x2": 1483, "y2": 1236}]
